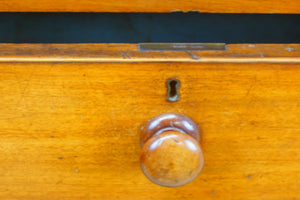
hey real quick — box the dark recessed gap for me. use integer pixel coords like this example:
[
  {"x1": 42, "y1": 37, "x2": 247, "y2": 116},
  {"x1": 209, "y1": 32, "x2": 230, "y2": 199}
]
[{"x1": 0, "y1": 13, "x2": 299, "y2": 43}]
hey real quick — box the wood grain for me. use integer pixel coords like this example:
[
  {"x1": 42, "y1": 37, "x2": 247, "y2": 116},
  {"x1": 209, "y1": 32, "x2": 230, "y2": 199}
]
[
  {"x1": 0, "y1": 59, "x2": 299, "y2": 199},
  {"x1": 141, "y1": 131, "x2": 204, "y2": 187},
  {"x1": 0, "y1": 0, "x2": 299, "y2": 13},
  {"x1": 0, "y1": 44, "x2": 300, "y2": 63}
]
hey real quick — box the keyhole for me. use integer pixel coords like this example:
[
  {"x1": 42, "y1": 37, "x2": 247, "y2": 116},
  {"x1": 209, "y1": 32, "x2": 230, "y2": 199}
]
[{"x1": 166, "y1": 78, "x2": 181, "y2": 102}]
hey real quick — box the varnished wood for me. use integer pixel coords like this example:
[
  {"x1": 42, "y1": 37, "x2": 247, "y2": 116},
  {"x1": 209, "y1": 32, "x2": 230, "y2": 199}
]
[
  {"x1": 0, "y1": 43, "x2": 300, "y2": 63},
  {"x1": 140, "y1": 113, "x2": 200, "y2": 146},
  {"x1": 140, "y1": 113, "x2": 203, "y2": 187},
  {"x1": 0, "y1": 0, "x2": 299, "y2": 13},
  {"x1": 141, "y1": 131, "x2": 204, "y2": 187},
  {"x1": 0, "y1": 44, "x2": 299, "y2": 199}
]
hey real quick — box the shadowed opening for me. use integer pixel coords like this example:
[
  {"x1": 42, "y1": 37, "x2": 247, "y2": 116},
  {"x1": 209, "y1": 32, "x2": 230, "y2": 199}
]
[{"x1": 0, "y1": 13, "x2": 299, "y2": 43}]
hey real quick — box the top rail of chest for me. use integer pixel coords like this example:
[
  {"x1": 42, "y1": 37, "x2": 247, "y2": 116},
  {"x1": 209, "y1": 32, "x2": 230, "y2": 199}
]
[{"x1": 0, "y1": 0, "x2": 299, "y2": 13}]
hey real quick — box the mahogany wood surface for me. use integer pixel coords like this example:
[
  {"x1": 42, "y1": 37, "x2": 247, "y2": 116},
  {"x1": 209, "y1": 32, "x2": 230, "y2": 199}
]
[
  {"x1": 0, "y1": 0, "x2": 299, "y2": 13},
  {"x1": 0, "y1": 44, "x2": 299, "y2": 199}
]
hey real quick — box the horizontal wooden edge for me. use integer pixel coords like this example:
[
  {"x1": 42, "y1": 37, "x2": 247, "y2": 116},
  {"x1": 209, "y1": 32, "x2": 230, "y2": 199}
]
[
  {"x1": 0, "y1": 43, "x2": 299, "y2": 63},
  {"x1": 1, "y1": 10, "x2": 299, "y2": 14},
  {"x1": 0, "y1": 0, "x2": 299, "y2": 13},
  {"x1": 1, "y1": 10, "x2": 300, "y2": 14}
]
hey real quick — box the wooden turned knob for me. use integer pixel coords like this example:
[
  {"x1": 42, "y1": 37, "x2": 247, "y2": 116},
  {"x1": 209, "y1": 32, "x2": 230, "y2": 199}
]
[{"x1": 140, "y1": 113, "x2": 204, "y2": 187}]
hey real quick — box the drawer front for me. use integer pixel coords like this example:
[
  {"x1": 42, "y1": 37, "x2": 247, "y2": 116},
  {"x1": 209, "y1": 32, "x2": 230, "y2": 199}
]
[
  {"x1": 0, "y1": 44, "x2": 300, "y2": 199},
  {"x1": 1, "y1": 61, "x2": 300, "y2": 199}
]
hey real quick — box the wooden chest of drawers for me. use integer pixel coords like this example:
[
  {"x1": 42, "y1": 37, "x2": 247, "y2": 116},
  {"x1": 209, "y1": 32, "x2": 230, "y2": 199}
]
[{"x1": 0, "y1": 43, "x2": 299, "y2": 199}]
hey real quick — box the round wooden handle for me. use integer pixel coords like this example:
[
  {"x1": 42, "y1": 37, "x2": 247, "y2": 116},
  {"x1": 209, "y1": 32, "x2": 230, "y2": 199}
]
[{"x1": 140, "y1": 113, "x2": 204, "y2": 187}]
